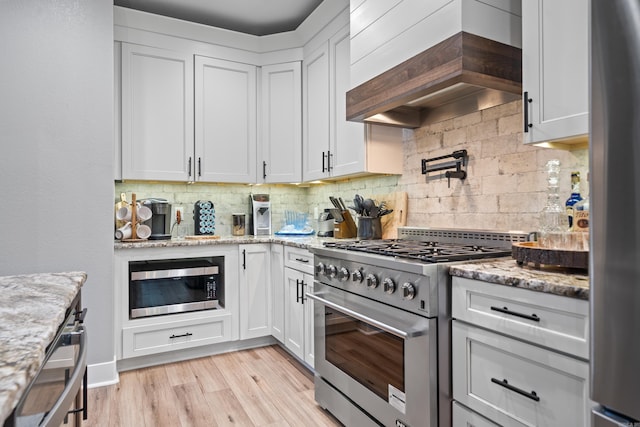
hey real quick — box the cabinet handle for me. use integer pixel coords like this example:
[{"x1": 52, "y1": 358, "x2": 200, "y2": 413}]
[
  {"x1": 263, "y1": 161, "x2": 267, "y2": 179},
  {"x1": 188, "y1": 157, "x2": 192, "y2": 177},
  {"x1": 491, "y1": 378, "x2": 540, "y2": 402},
  {"x1": 523, "y1": 91, "x2": 533, "y2": 132},
  {"x1": 170, "y1": 332, "x2": 193, "y2": 339},
  {"x1": 198, "y1": 157, "x2": 202, "y2": 177},
  {"x1": 490, "y1": 305, "x2": 540, "y2": 322},
  {"x1": 295, "y1": 257, "x2": 309, "y2": 263},
  {"x1": 322, "y1": 152, "x2": 327, "y2": 173},
  {"x1": 242, "y1": 249, "x2": 246, "y2": 270},
  {"x1": 328, "y1": 150, "x2": 333, "y2": 171},
  {"x1": 301, "y1": 281, "x2": 307, "y2": 303},
  {"x1": 296, "y1": 279, "x2": 302, "y2": 303}
]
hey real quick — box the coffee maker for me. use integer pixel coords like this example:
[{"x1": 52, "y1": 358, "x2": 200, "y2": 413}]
[
  {"x1": 249, "y1": 194, "x2": 271, "y2": 235},
  {"x1": 141, "y1": 198, "x2": 172, "y2": 240}
]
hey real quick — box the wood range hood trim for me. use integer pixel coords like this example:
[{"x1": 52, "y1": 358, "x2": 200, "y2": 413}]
[{"x1": 346, "y1": 32, "x2": 522, "y2": 129}]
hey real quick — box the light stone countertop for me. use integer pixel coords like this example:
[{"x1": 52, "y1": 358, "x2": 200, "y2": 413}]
[
  {"x1": 0, "y1": 272, "x2": 86, "y2": 423},
  {"x1": 114, "y1": 235, "x2": 343, "y2": 250},
  {"x1": 449, "y1": 259, "x2": 589, "y2": 300}
]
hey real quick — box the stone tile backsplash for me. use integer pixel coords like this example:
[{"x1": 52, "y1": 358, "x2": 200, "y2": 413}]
[{"x1": 115, "y1": 100, "x2": 588, "y2": 235}]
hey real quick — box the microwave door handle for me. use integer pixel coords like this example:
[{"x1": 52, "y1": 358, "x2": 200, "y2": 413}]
[
  {"x1": 41, "y1": 325, "x2": 88, "y2": 427},
  {"x1": 306, "y1": 292, "x2": 424, "y2": 339}
]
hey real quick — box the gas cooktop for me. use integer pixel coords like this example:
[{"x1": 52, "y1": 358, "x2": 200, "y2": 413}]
[{"x1": 322, "y1": 239, "x2": 513, "y2": 263}]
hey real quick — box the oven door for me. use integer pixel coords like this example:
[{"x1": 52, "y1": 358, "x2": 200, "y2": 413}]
[{"x1": 308, "y1": 282, "x2": 438, "y2": 427}]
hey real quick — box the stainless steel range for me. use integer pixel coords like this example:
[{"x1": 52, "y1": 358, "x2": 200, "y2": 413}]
[{"x1": 308, "y1": 228, "x2": 529, "y2": 427}]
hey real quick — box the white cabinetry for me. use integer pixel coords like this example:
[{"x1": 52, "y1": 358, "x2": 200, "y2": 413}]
[
  {"x1": 303, "y1": 24, "x2": 403, "y2": 182},
  {"x1": 120, "y1": 43, "x2": 258, "y2": 183},
  {"x1": 114, "y1": 245, "x2": 239, "y2": 361},
  {"x1": 283, "y1": 246, "x2": 315, "y2": 366},
  {"x1": 270, "y1": 243, "x2": 285, "y2": 342},
  {"x1": 195, "y1": 56, "x2": 257, "y2": 183},
  {"x1": 260, "y1": 62, "x2": 302, "y2": 183},
  {"x1": 238, "y1": 244, "x2": 271, "y2": 340},
  {"x1": 452, "y1": 277, "x2": 590, "y2": 427},
  {"x1": 522, "y1": 0, "x2": 588, "y2": 146},
  {"x1": 121, "y1": 43, "x2": 193, "y2": 181}
]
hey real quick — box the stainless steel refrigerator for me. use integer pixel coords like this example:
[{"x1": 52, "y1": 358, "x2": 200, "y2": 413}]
[{"x1": 591, "y1": 0, "x2": 640, "y2": 425}]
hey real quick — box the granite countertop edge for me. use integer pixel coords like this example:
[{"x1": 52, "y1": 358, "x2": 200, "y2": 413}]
[
  {"x1": 449, "y1": 259, "x2": 589, "y2": 300},
  {"x1": 114, "y1": 235, "x2": 338, "y2": 250},
  {"x1": 0, "y1": 272, "x2": 87, "y2": 423}
]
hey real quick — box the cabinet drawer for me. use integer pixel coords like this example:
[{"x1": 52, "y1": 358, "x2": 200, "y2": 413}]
[
  {"x1": 122, "y1": 313, "x2": 233, "y2": 358},
  {"x1": 452, "y1": 321, "x2": 590, "y2": 427},
  {"x1": 284, "y1": 246, "x2": 314, "y2": 274},
  {"x1": 452, "y1": 277, "x2": 589, "y2": 359},
  {"x1": 453, "y1": 401, "x2": 499, "y2": 427}
]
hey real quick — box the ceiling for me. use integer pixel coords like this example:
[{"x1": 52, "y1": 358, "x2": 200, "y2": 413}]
[{"x1": 114, "y1": 0, "x2": 325, "y2": 36}]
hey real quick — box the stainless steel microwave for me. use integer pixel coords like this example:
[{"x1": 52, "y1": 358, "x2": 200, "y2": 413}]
[{"x1": 129, "y1": 257, "x2": 224, "y2": 319}]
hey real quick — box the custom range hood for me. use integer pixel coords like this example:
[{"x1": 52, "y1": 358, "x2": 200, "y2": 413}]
[{"x1": 346, "y1": 31, "x2": 522, "y2": 129}]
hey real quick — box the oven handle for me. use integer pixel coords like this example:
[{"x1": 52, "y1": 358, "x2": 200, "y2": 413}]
[
  {"x1": 306, "y1": 292, "x2": 423, "y2": 339},
  {"x1": 41, "y1": 325, "x2": 88, "y2": 427}
]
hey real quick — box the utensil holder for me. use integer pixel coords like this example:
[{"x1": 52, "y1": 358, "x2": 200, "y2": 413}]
[{"x1": 357, "y1": 216, "x2": 382, "y2": 240}]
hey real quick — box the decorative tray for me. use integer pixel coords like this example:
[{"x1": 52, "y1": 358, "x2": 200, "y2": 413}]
[{"x1": 512, "y1": 241, "x2": 588, "y2": 270}]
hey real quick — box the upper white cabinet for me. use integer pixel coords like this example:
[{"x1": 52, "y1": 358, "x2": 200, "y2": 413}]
[
  {"x1": 522, "y1": 0, "x2": 588, "y2": 145},
  {"x1": 121, "y1": 43, "x2": 194, "y2": 181},
  {"x1": 260, "y1": 62, "x2": 302, "y2": 183},
  {"x1": 195, "y1": 56, "x2": 257, "y2": 183},
  {"x1": 303, "y1": 42, "x2": 330, "y2": 181},
  {"x1": 303, "y1": 25, "x2": 403, "y2": 182}
]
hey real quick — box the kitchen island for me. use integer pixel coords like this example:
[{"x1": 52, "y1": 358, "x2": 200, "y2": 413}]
[{"x1": 0, "y1": 272, "x2": 86, "y2": 423}]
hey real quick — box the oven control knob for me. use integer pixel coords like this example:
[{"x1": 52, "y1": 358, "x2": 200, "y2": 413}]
[
  {"x1": 365, "y1": 274, "x2": 379, "y2": 289},
  {"x1": 352, "y1": 269, "x2": 364, "y2": 283},
  {"x1": 383, "y1": 278, "x2": 396, "y2": 294},
  {"x1": 338, "y1": 267, "x2": 350, "y2": 281},
  {"x1": 401, "y1": 282, "x2": 416, "y2": 300},
  {"x1": 315, "y1": 262, "x2": 326, "y2": 276},
  {"x1": 327, "y1": 265, "x2": 338, "y2": 278}
]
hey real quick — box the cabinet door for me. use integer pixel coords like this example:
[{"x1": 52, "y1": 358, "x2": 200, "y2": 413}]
[
  {"x1": 195, "y1": 56, "x2": 257, "y2": 183},
  {"x1": 239, "y1": 244, "x2": 271, "y2": 340},
  {"x1": 303, "y1": 274, "x2": 315, "y2": 367},
  {"x1": 260, "y1": 62, "x2": 302, "y2": 183},
  {"x1": 522, "y1": 0, "x2": 588, "y2": 145},
  {"x1": 302, "y1": 43, "x2": 330, "y2": 181},
  {"x1": 284, "y1": 267, "x2": 305, "y2": 360},
  {"x1": 121, "y1": 43, "x2": 193, "y2": 181},
  {"x1": 270, "y1": 244, "x2": 285, "y2": 343},
  {"x1": 330, "y1": 25, "x2": 366, "y2": 177}
]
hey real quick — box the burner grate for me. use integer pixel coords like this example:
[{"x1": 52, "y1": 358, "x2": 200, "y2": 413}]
[{"x1": 323, "y1": 238, "x2": 513, "y2": 263}]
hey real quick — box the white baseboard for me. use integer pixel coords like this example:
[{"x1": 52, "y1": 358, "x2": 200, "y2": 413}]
[{"x1": 88, "y1": 356, "x2": 119, "y2": 388}]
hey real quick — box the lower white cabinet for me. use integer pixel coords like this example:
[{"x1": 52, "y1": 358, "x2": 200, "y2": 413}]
[
  {"x1": 283, "y1": 246, "x2": 315, "y2": 366},
  {"x1": 122, "y1": 314, "x2": 233, "y2": 359},
  {"x1": 453, "y1": 401, "x2": 499, "y2": 427},
  {"x1": 270, "y1": 243, "x2": 285, "y2": 342},
  {"x1": 452, "y1": 321, "x2": 590, "y2": 427},
  {"x1": 239, "y1": 244, "x2": 271, "y2": 340},
  {"x1": 452, "y1": 277, "x2": 590, "y2": 427}
]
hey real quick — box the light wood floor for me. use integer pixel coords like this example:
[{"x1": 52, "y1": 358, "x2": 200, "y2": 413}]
[{"x1": 86, "y1": 345, "x2": 342, "y2": 427}]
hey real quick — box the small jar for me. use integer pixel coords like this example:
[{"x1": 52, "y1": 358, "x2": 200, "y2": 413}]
[{"x1": 232, "y1": 213, "x2": 246, "y2": 236}]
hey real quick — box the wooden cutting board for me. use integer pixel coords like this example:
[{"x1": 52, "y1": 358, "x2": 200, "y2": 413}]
[{"x1": 370, "y1": 191, "x2": 408, "y2": 239}]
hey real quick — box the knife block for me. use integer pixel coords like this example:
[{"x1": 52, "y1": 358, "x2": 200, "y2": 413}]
[{"x1": 334, "y1": 210, "x2": 357, "y2": 239}]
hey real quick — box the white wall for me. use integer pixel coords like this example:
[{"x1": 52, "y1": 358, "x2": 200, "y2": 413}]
[{"x1": 0, "y1": 0, "x2": 115, "y2": 381}]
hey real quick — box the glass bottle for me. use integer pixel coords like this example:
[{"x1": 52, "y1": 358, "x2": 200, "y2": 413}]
[
  {"x1": 565, "y1": 171, "x2": 583, "y2": 229},
  {"x1": 539, "y1": 159, "x2": 569, "y2": 248}
]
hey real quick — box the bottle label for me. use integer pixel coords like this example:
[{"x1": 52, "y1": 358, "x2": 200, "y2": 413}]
[{"x1": 573, "y1": 210, "x2": 589, "y2": 232}]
